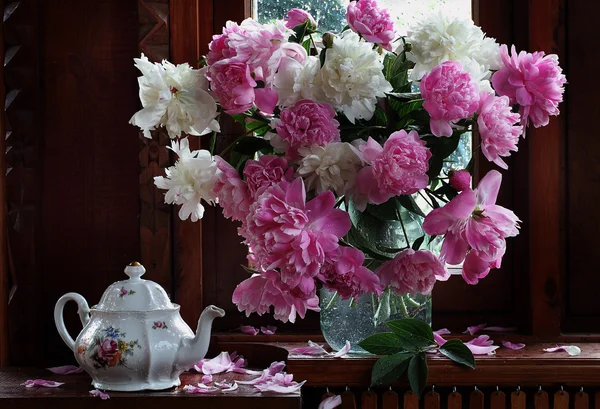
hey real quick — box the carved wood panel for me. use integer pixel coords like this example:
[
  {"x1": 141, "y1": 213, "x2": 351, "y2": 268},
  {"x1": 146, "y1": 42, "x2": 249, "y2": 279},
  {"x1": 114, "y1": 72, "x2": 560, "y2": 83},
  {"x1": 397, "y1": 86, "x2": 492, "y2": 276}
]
[{"x1": 137, "y1": 0, "x2": 173, "y2": 298}]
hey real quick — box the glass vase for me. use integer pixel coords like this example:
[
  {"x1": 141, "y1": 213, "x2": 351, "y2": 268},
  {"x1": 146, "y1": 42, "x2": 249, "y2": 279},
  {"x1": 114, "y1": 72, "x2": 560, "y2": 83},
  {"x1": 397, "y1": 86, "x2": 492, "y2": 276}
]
[{"x1": 320, "y1": 287, "x2": 431, "y2": 353}]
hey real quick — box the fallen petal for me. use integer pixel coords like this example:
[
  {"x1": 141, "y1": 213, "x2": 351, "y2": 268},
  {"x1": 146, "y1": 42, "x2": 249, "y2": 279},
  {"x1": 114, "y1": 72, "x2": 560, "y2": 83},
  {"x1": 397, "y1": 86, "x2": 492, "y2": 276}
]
[
  {"x1": 202, "y1": 352, "x2": 234, "y2": 375},
  {"x1": 183, "y1": 384, "x2": 220, "y2": 393},
  {"x1": 47, "y1": 365, "x2": 84, "y2": 375},
  {"x1": 201, "y1": 374, "x2": 213, "y2": 384},
  {"x1": 543, "y1": 345, "x2": 581, "y2": 356},
  {"x1": 240, "y1": 325, "x2": 259, "y2": 336},
  {"x1": 467, "y1": 335, "x2": 493, "y2": 347},
  {"x1": 89, "y1": 389, "x2": 110, "y2": 400},
  {"x1": 236, "y1": 370, "x2": 271, "y2": 385},
  {"x1": 255, "y1": 380, "x2": 306, "y2": 394},
  {"x1": 268, "y1": 361, "x2": 287, "y2": 376},
  {"x1": 465, "y1": 344, "x2": 499, "y2": 355},
  {"x1": 22, "y1": 379, "x2": 64, "y2": 388},
  {"x1": 434, "y1": 328, "x2": 451, "y2": 336},
  {"x1": 290, "y1": 341, "x2": 329, "y2": 356},
  {"x1": 332, "y1": 341, "x2": 351, "y2": 358},
  {"x1": 433, "y1": 332, "x2": 447, "y2": 346},
  {"x1": 261, "y1": 326, "x2": 277, "y2": 335},
  {"x1": 502, "y1": 341, "x2": 525, "y2": 350},
  {"x1": 464, "y1": 323, "x2": 487, "y2": 335},
  {"x1": 319, "y1": 394, "x2": 342, "y2": 409},
  {"x1": 221, "y1": 382, "x2": 239, "y2": 392}
]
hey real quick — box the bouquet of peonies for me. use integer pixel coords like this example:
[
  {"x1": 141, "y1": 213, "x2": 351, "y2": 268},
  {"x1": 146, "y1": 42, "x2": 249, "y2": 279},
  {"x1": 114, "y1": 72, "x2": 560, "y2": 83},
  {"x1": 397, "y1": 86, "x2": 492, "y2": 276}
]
[{"x1": 130, "y1": 1, "x2": 565, "y2": 324}]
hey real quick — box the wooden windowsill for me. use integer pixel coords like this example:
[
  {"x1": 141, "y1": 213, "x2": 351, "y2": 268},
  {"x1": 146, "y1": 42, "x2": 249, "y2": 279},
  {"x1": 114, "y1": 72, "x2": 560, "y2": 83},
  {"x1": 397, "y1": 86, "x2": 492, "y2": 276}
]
[
  {"x1": 0, "y1": 368, "x2": 301, "y2": 409},
  {"x1": 212, "y1": 334, "x2": 600, "y2": 388}
]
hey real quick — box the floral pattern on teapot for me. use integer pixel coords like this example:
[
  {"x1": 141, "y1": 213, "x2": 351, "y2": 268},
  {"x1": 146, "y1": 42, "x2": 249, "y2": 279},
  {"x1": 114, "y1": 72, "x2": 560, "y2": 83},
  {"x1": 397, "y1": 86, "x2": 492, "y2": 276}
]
[
  {"x1": 118, "y1": 287, "x2": 136, "y2": 297},
  {"x1": 80, "y1": 326, "x2": 141, "y2": 369}
]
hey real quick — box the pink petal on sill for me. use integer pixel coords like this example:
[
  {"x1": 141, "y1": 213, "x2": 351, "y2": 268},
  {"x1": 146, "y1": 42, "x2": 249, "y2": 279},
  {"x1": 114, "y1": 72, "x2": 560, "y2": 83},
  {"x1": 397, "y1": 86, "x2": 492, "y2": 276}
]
[
  {"x1": 319, "y1": 395, "x2": 342, "y2": 409},
  {"x1": 183, "y1": 384, "x2": 220, "y2": 393},
  {"x1": 332, "y1": 341, "x2": 351, "y2": 358},
  {"x1": 463, "y1": 323, "x2": 487, "y2": 335},
  {"x1": 221, "y1": 382, "x2": 239, "y2": 392},
  {"x1": 201, "y1": 374, "x2": 213, "y2": 384},
  {"x1": 22, "y1": 379, "x2": 64, "y2": 388},
  {"x1": 290, "y1": 341, "x2": 329, "y2": 356},
  {"x1": 502, "y1": 341, "x2": 526, "y2": 350},
  {"x1": 467, "y1": 335, "x2": 494, "y2": 347},
  {"x1": 201, "y1": 351, "x2": 234, "y2": 375},
  {"x1": 484, "y1": 326, "x2": 517, "y2": 332},
  {"x1": 236, "y1": 370, "x2": 272, "y2": 385},
  {"x1": 434, "y1": 328, "x2": 451, "y2": 336},
  {"x1": 254, "y1": 380, "x2": 306, "y2": 394},
  {"x1": 261, "y1": 326, "x2": 277, "y2": 335},
  {"x1": 267, "y1": 361, "x2": 286, "y2": 375},
  {"x1": 89, "y1": 389, "x2": 110, "y2": 400},
  {"x1": 240, "y1": 325, "x2": 259, "y2": 336},
  {"x1": 433, "y1": 332, "x2": 447, "y2": 346},
  {"x1": 47, "y1": 365, "x2": 84, "y2": 375},
  {"x1": 543, "y1": 345, "x2": 581, "y2": 356},
  {"x1": 465, "y1": 344, "x2": 499, "y2": 355}
]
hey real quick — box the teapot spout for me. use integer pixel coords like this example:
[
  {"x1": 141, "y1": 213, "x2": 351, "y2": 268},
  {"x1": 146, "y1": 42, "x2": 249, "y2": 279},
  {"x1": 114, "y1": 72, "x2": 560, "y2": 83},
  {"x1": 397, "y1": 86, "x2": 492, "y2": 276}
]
[{"x1": 175, "y1": 305, "x2": 225, "y2": 370}]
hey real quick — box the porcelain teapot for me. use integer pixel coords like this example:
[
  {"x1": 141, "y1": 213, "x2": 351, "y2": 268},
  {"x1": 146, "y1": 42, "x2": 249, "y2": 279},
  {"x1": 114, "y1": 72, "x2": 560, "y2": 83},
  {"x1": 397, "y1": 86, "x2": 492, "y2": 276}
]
[{"x1": 54, "y1": 262, "x2": 225, "y2": 391}]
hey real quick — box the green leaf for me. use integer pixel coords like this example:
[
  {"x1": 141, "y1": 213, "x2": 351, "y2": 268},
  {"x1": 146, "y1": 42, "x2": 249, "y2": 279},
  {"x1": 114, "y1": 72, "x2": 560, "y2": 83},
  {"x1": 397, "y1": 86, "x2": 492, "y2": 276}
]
[
  {"x1": 386, "y1": 92, "x2": 422, "y2": 100},
  {"x1": 209, "y1": 131, "x2": 217, "y2": 155},
  {"x1": 396, "y1": 195, "x2": 426, "y2": 218},
  {"x1": 411, "y1": 235, "x2": 425, "y2": 251},
  {"x1": 389, "y1": 98, "x2": 423, "y2": 119},
  {"x1": 371, "y1": 353, "x2": 413, "y2": 386},
  {"x1": 319, "y1": 48, "x2": 327, "y2": 68},
  {"x1": 245, "y1": 119, "x2": 270, "y2": 136},
  {"x1": 438, "y1": 339, "x2": 476, "y2": 369},
  {"x1": 373, "y1": 106, "x2": 388, "y2": 127},
  {"x1": 386, "y1": 318, "x2": 435, "y2": 349},
  {"x1": 407, "y1": 352, "x2": 428, "y2": 397},
  {"x1": 229, "y1": 113, "x2": 248, "y2": 126},
  {"x1": 231, "y1": 136, "x2": 271, "y2": 155},
  {"x1": 358, "y1": 332, "x2": 412, "y2": 355},
  {"x1": 302, "y1": 38, "x2": 311, "y2": 55},
  {"x1": 290, "y1": 22, "x2": 308, "y2": 43}
]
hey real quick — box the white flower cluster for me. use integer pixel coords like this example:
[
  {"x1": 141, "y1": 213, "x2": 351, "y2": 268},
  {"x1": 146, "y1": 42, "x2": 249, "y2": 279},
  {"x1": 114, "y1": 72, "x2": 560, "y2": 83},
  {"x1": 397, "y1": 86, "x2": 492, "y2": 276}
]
[
  {"x1": 154, "y1": 138, "x2": 219, "y2": 222},
  {"x1": 405, "y1": 12, "x2": 502, "y2": 91},
  {"x1": 130, "y1": 54, "x2": 219, "y2": 139},
  {"x1": 274, "y1": 32, "x2": 392, "y2": 123}
]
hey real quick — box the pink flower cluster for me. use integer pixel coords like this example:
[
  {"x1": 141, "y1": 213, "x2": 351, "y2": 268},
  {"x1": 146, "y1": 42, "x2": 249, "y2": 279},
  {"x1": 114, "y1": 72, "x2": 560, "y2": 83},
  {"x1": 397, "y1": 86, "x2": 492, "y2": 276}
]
[
  {"x1": 492, "y1": 45, "x2": 566, "y2": 129},
  {"x1": 244, "y1": 155, "x2": 291, "y2": 199},
  {"x1": 423, "y1": 170, "x2": 520, "y2": 284},
  {"x1": 421, "y1": 61, "x2": 480, "y2": 137},
  {"x1": 347, "y1": 0, "x2": 396, "y2": 51},
  {"x1": 276, "y1": 100, "x2": 341, "y2": 157},
  {"x1": 213, "y1": 157, "x2": 251, "y2": 222},
  {"x1": 377, "y1": 249, "x2": 449, "y2": 295},
  {"x1": 207, "y1": 19, "x2": 306, "y2": 114},
  {"x1": 355, "y1": 130, "x2": 431, "y2": 210}
]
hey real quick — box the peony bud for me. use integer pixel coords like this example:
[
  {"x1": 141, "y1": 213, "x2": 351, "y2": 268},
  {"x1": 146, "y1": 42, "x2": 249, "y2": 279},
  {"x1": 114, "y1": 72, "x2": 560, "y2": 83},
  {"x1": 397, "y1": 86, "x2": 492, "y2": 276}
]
[
  {"x1": 449, "y1": 169, "x2": 472, "y2": 191},
  {"x1": 284, "y1": 8, "x2": 317, "y2": 30},
  {"x1": 322, "y1": 33, "x2": 335, "y2": 49}
]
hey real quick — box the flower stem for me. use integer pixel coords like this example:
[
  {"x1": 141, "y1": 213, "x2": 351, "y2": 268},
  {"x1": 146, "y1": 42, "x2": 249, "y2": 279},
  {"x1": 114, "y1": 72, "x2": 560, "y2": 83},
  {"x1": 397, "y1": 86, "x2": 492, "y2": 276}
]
[
  {"x1": 325, "y1": 291, "x2": 338, "y2": 310},
  {"x1": 396, "y1": 205, "x2": 411, "y2": 248},
  {"x1": 398, "y1": 295, "x2": 409, "y2": 317}
]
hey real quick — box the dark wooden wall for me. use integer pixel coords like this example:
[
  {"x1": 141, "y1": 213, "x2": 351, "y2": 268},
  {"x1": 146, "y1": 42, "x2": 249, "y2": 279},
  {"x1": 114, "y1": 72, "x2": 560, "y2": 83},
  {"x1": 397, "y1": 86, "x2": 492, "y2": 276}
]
[{"x1": 4, "y1": 0, "x2": 142, "y2": 366}]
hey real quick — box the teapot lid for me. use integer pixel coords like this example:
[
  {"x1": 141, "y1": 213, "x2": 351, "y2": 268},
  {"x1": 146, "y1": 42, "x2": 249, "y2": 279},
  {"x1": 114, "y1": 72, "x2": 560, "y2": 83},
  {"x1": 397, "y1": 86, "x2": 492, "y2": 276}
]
[{"x1": 94, "y1": 262, "x2": 177, "y2": 312}]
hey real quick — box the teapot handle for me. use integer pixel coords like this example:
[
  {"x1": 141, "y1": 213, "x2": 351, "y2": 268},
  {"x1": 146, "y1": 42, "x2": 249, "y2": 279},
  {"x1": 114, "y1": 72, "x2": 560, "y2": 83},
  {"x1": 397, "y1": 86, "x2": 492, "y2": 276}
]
[{"x1": 54, "y1": 292, "x2": 91, "y2": 352}]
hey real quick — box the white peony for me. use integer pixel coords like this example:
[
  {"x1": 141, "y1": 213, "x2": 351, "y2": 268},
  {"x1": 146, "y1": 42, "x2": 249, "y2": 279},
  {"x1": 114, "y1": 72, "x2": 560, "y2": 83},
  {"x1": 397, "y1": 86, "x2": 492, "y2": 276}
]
[
  {"x1": 154, "y1": 138, "x2": 220, "y2": 222},
  {"x1": 320, "y1": 32, "x2": 392, "y2": 123},
  {"x1": 273, "y1": 55, "x2": 325, "y2": 107},
  {"x1": 296, "y1": 142, "x2": 362, "y2": 196},
  {"x1": 130, "y1": 54, "x2": 219, "y2": 139},
  {"x1": 405, "y1": 12, "x2": 502, "y2": 83}
]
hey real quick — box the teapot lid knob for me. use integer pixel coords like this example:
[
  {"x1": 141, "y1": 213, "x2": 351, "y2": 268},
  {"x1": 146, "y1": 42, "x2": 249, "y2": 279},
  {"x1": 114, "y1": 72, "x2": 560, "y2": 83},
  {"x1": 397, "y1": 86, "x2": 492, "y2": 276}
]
[{"x1": 124, "y1": 262, "x2": 145, "y2": 281}]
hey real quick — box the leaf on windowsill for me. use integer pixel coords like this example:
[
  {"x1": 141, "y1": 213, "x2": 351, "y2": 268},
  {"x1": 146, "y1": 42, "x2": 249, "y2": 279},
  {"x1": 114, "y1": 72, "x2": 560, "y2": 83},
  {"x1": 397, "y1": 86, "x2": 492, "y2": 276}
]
[
  {"x1": 407, "y1": 352, "x2": 428, "y2": 397},
  {"x1": 438, "y1": 339, "x2": 475, "y2": 368},
  {"x1": 371, "y1": 352, "x2": 412, "y2": 386}
]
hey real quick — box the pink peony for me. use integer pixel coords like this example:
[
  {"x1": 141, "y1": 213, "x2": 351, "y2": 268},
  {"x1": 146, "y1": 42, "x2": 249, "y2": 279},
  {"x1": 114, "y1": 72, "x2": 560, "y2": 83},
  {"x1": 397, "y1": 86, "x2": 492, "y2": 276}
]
[
  {"x1": 318, "y1": 246, "x2": 382, "y2": 299},
  {"x1": 241, "y1": 178, "x2": 351, "y2": 289},
  {"x1": 213, "y1": 156, "x2": 251, "y2": 222},
  {"x1": 243, "y1": 155, "x2": 291, "y2": 199},
  {"x1": 449, "y1": 169, "x2": 471, "y2": 192},
  {"x1": 284, "y1": 9, "x2": 317, "y2": 30},
  {"x1": 376, "y1": 249, "x2": 450, "y2": 296},
  {"x1": 346, "y1": 0, "x2": 396, "y2": 51},
  {"x1": 232, "y1": 270, "x2": 320, "y2": 323},
  {"x1": 207, "y1": 21, "x2": 244, "y2": 65},
  {"x1": 208, "y1": 61, "x2": 257, "y2": 114},
  {"x1": 354, "y1": 130, "x2": 431, "y2": 209},
  {"x1": 477, "y1": 93, "x2": 523, "y2": 169},
  {"x1": 491, "y1": 44, "x2": 566, "y2": 129},
  {"x1": 276, "y1": 100, "x2": 341, "y2": 157},
  {"x1": 421, "y1": 61, "x2": 480, "y2": 137},
  {"x1": 97, "y1": 339, "x2": 118, "y2": 362},
  {"x1": 423, "y1": 170, "x2": 520, "y2": 284}
]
